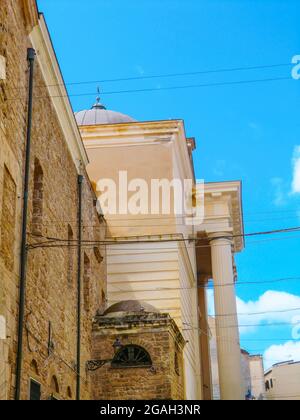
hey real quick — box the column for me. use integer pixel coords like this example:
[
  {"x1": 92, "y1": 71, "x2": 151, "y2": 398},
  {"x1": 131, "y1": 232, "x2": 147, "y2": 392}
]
[
  {"x1": 209, "y1": 233, "x2": 244, "y2": 400},
  {"x1": 198, "y1": 277, "x2": 213, "y2": 400}
]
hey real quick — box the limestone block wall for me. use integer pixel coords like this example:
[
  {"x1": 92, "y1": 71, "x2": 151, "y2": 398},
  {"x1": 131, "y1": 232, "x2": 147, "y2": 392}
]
[
  {"x1": 0, "y1": 0, "x2": 107, "y2": 400},
  {"x1": 91, "y1": 315, "x2": 185, "y2": 400}
]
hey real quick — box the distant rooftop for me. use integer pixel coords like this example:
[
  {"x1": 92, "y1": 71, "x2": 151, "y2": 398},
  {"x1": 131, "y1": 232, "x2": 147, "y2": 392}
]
[{"x1": 264, "y1": 359, "x2": 300, "y2": 375}]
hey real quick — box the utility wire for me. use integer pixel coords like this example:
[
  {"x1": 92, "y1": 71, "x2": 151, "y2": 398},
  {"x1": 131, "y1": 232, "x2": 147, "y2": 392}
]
[
  {"x1": 24, "y1": 229, "x2": 300, "y2": 248},
  {"x1": 25, "y1": 326, "x2": 88, "y2": 385},
  {"x1": 25, "y1": 207, "x2": 300, "y2": 222},
  {"x1": 183, "y1": 320, "x2": 300, "y2": 329},
  {"x1": 26, "y1": 233, "x2": 300, "y2": 251},
  {"x1": 241, "y1": 338, "x2": 300, "y2": 342},
  {"x1": 108, "y1": 276, "x2": 300, "y2": 290},
  {"x1": 108, "y1": 263, "x2": 300, "y2": 309},
  {"x1": 29, "y1": 213, "x2": 300, "y2": 228},
  {"x1": 7, "y1": 76, "x2": 293, "y2": 101},
  {"x1": 209, "y1": 306, "x2": 300, "y2": 318},
  {"x1": 27, "y1": 226, "x2": 300, "y2": 246},
  {"x1": 24, "y1": 208, "x2": 300, "y2": 225},
  {"x1": 9, "y1": 62, "x2": 292, "y2": 90}
]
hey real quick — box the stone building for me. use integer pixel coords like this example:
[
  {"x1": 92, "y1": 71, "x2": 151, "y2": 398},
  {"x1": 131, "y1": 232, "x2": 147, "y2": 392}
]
[
  {"x1": 240, "y1": 349, "x2": 252, "y2": 398},
  {"x1": 90, "y1": 300, "x2": 185, "y2": 400},
  {"x1": 0, "y1": 0, "x2": 106, "y2": 400},
  {"x1": 265, "y1": 360, "x2": 300, "y2": 400},
  {"x1": 249, "y1": 354, "x2": 265, "y2": 400},
  {"x1": 1, "y1": 0, "x2": 247, "y2": 400}
]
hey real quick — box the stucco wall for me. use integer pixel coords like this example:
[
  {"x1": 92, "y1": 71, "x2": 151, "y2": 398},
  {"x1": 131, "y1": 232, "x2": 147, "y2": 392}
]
[
  {"x1": 265, "y1": 362, "x2": 300, "y2": 400},
  {"x1": 80, "y1": 121, "x2": 202, "y2": 399},
  {"x1": 240, "y1": 351, "x2": 251, "y2": 398},
  {"x1": 249, "y1": 356, "x2": 265, "y2": 400}
]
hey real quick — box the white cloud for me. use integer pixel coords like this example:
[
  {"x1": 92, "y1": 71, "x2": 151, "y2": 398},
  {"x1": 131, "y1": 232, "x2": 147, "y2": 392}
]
[
  {"x1": 291, "y1": 145, "x2": 300, "y2": 194},
  {"x1": 208, "y1": 290, "x2": 300, "y2": 370},
  {"x1": 269, "y1": 146, "x2": 300, "y2": 206},
  {"x1": 263, "y1": 341, "x2": 300, "y2": 370},
  {"x1": 207, "y1": 289, "x2": 300, "y2": 335}
]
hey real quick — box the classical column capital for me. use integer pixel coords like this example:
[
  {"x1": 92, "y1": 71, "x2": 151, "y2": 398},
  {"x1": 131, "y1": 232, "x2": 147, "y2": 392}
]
[
  {"x1": 208, "y1": 231, "x2": 233, "y2": 246},
  {"x1": 198, "y1": 274, "x2": 210, "y2": 285}
]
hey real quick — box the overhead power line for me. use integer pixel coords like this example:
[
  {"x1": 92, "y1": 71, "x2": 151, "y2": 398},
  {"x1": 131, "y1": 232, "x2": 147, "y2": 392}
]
[
  {"x1": 108, "y1": 276, "x2": 300, "y2": 291},
  {"x1": 183, "y1": 320, "x2": 300, "y2": 329},
  {"x1": 209, "y1": 306, "x2": 300, "y2": 318},
  {"x1": 29, "y1": 213, "x2": 300, "y2": 228},
  {"x1": 241, "y1": 338, "x2": 300, "y2": 342},
  {"x1": 9, "y1": 62, "x2": 292, "y2": 90},
  {"x1": 7, "y1": 76, "x2": 293, "y2": 102},
  {"x1": 25, "y1": 207, "x2": 300, "y2": 224},
  {"x1": 26, "y1": 233, "x2": 300, "y2": 252},
  {"x1": 27, "y1": 225, "x2": 300, "y2": 248}
]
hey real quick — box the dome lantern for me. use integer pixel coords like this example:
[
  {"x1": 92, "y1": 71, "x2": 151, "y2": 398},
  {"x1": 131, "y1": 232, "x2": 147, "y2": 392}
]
[{"x1": 74, "y1": 91, "x2": 136, "y2": 126}]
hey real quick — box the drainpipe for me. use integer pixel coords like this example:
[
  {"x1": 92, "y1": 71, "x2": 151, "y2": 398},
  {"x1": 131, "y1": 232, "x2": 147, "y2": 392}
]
[
  {"x1": 15, "y1": 48, "x2": 36, "y2": 400},
  {"x1": 76, "y1": 175, "x2": 83, "y2": 400}
]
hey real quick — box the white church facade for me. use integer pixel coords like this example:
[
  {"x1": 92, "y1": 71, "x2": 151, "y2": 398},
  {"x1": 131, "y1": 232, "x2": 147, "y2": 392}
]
[{"x1": 75, "y1": 99, "x2": 245, "y2": 400}]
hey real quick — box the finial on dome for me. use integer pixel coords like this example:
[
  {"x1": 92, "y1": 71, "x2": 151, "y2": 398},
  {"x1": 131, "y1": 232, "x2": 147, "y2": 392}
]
[
  {"x1": 92, "y1": 86, "x2": 106, "y2": 110},
  {"x1": 96, "y1": 86, "x2": 101, "y2": 103}
]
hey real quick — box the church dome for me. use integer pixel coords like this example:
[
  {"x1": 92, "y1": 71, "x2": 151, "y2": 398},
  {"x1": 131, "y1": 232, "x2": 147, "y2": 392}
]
[
  {"x1": 74, "y1": 96, "x2": 136, "y2": 126},
  {"x1": 102, "y1": 300, "x2": 159, "y2": 317}
]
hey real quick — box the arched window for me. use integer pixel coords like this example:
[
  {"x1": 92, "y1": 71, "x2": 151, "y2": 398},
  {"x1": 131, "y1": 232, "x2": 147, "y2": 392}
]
[
  {"x1": 102, "y1": 290, "x2": 106, "y2": 305},
  {"x1": 174, "y1": 351, "x2": 180, "y2": 375},
  {"x1": 111, "y1": 345, "x2": 152, "y2": 368},
  {"x1": 93, "y1": 247, "x2": 103, "y2": 264},
  {"x1": 0, "y1": 165, "x2": 17, "y2": 271},
  {"x1": 50, "y1": 375, "x2": 59, "y2": 394},
  {"x1": 30, "y1": 359, "x2": 39, "y2": 376},
  {"x1": 67, "y1": 386, "x2": 72, "y2": 399},
  {"x1": 265, "y1": 380, "x2": 270, "y2": 391},
  {"x1": 83, "y1": 253, "x2": 91, "y2": 312},
  {"x1": 32, "y1": 158, "x2": 43, "y2": 235},
  {"x1": 67, "y1": 225, "x2": 74, "y2": 285}
]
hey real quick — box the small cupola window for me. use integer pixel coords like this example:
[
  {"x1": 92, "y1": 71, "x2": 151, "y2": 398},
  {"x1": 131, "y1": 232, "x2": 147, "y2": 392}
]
[{"x1": 111, "y1": 345, "x2": 152, "y2": 368}]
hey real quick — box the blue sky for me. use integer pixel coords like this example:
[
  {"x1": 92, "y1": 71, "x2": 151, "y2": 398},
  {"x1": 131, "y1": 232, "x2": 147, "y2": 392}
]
[{"x1": 37, "y1": 0, "x2": 300, "y2": 367}]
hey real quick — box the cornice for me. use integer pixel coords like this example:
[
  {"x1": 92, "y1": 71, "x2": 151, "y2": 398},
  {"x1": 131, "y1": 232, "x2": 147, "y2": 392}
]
[
  {"x1": 201, "y1": 181, "x2": 244, "y2": 252},
  {"x1": 81, "y1": 119, "x2": 195, "y2": 183},
  {"x1": 29, "y1": 15, "x2": 88, "y2": 170},
  {"x1": 22, "y1": 0, "x2": 38, "y2": 33}
]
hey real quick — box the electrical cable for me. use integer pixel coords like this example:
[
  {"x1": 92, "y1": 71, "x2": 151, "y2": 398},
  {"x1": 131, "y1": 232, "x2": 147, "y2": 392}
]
[
  {"x1": 9, "y1": 61, "x2": 293, "y2": 90},
  {"x1": 7, "y1": 76, "x2": 293, "y2": 102}
]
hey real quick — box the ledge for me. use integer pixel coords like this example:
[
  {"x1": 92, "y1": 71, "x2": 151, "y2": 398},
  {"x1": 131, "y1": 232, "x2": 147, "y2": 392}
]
[{"x1": 29, "y1": 14, "x2": 88, "y2": 171}]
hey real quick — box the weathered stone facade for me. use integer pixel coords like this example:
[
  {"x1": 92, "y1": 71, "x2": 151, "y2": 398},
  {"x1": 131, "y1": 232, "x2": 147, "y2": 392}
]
[
  {"x1": 91, "y1": 304, "x2": 185, "y2": 400},
  {"x1": 0, "y1": 0, "x2": 107, "y2": 400}
]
